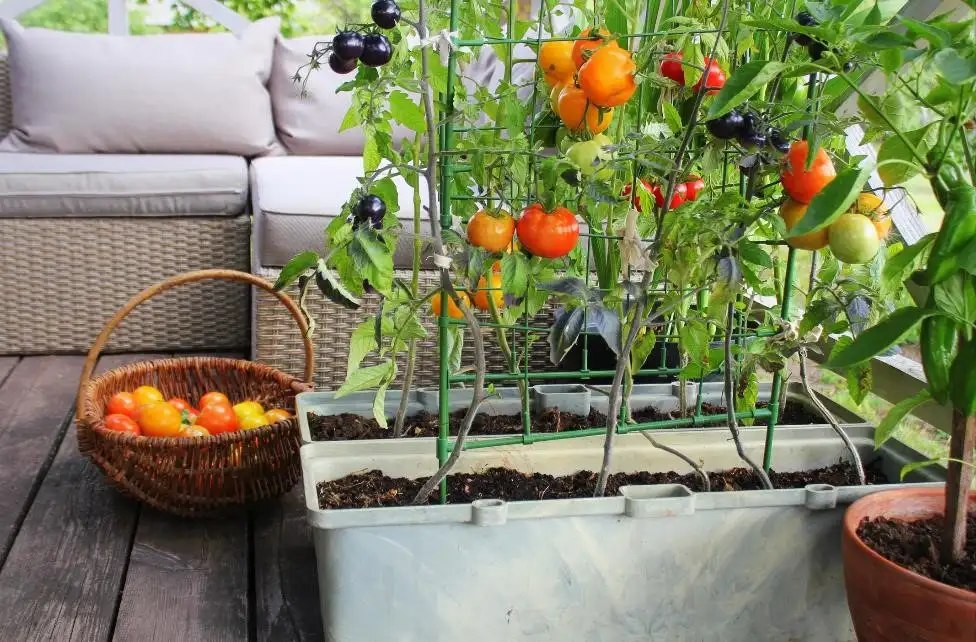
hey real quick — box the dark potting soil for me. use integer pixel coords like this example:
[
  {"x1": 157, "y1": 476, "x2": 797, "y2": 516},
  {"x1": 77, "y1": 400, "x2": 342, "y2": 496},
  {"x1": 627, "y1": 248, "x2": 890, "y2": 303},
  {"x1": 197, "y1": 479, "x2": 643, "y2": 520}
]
[
  {"x1": 307, "y1": 400, "x2": 824, "y2": 441},
  {"x1": 857, "y1": 513, "x2": 976, "y2": 592},
  {"x1": 317, "y1": 461, "x2": 888, "y2": 510}
]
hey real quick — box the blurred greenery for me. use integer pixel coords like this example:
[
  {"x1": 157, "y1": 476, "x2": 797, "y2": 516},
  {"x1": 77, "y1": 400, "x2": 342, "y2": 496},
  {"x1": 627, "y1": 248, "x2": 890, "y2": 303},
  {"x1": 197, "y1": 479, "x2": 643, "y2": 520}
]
[{"x1": 11, "y1": 0, "x2": 362, "y2": 37}]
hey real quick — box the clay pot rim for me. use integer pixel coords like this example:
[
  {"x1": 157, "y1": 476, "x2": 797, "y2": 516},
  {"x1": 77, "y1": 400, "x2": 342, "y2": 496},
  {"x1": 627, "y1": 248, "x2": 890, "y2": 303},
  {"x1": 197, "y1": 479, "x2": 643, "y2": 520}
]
[{"x1": 844, "y1": 486, "x2": 976, "y2": 602}]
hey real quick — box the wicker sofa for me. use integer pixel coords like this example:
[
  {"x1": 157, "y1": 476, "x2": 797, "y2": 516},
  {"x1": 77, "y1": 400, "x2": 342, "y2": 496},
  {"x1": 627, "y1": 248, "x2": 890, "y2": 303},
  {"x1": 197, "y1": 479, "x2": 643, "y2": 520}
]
[{"x1": 0, "y1": 56, "x2": 251, "y2": 355}]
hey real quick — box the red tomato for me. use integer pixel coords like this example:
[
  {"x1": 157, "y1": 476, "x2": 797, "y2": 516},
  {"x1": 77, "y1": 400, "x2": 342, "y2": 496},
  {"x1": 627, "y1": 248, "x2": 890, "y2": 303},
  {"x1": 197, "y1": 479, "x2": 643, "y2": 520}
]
[
  {"x1": 168, "y1": 398, "x2": 196, "y2": 414},
  {"x1": 652, "y1": 183, "x2": 688, "y2": 210},
  {"x1": 684, "y1": 176, "x2": 706, "y2": 201},
  {"x1": 659, "y1": 52, "x2": 684, "y2": 84},
  {"x1": 199, "y1": 391, "x2": 231, "y2": 410},
  {"x1": 195, "y1": 403, "x2": 239, "y2": 434},
  {"x1": 621, "y1": 179, "x2": 654, "y2": 212},
  {"x1": 104, "y1": 413, "x2": 141, "y2": 436},
  {"x1": 515, "y1": 205, "x2": 580, "y2": 259},
  {"x1": 781, "y1": 140, "x2": 837, "y2": 204},
  {"x1": 106, "y1": 392, "x2": 138, "y2": 419},
  {"x1": 691, "y1": 58, "x2": 726, "y2": 95}
]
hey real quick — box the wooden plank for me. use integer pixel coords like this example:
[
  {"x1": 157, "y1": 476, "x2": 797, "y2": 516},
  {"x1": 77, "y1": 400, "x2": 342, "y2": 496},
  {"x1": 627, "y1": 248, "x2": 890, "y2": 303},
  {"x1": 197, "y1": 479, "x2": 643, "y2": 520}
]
[
  {"x1": 253, "y1": 488, "x2": 324, "y2": 642},
  {"x1": 112, "y1": 509, "x2": 249, "y2": 642},
  {"x1": 0, "y1": 357, "x2": 19, "y2": 391},
  {"x1": 0, "y1": 354, "x2": 166, "y2": 642},
  {"x1": 0, "y1": 356, "x2": 86, "y2": 567}
]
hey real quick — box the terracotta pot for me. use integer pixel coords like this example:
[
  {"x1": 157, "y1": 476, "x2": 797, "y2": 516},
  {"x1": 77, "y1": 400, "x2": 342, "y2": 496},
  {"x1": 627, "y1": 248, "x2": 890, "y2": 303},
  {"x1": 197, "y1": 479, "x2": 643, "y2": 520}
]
[{"x1": 842, "y1": 487, "x2": 976, "y2": 642}]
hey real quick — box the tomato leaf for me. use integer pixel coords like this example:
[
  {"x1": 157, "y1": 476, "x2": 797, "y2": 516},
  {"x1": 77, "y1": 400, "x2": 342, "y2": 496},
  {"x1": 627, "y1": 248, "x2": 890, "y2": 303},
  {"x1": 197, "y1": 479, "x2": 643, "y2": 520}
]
[
  {"x1": 875, "y1": 388, "x2": 932, "y2": 448},
  {"x1": 274, "y1": 251, "x2": 319, "y2": 290},
  {"x1": 347, "y1": 319, "x2": 378, "y2": 377},
  {"x1": 336, "y1": 360, "x2": 395, "y2": 398},
  {"x1": 315, "y1": 263, "x2": 362, "y2": 310},
  {"x1": 501, "y1": 252, "x2": 530, "y2": 298},
  {"x1": 706, "y1": 60, "x2": 786, "y2": 119},
  {"x1": 800, "y1": 298, "x2": 837, "y2": 337},
  {"x1": 389, "y1": 90, "x2": 426, "y2": 133},
  {"x1": 549, "y1": 307, "x2": 585, "y2": 366},
  {"x1": 878, "y1": 124, "x2": 933, "y2": 186},
  {"x1": 445, "y1": 325, "x2": 465, "y2": 374},
  {"x1": 883, "y1": 234, "x2": 934, "y2": 290},
  {"x1": 788, "y1": 162, "x2": 876, "y2": 237},
  {"x1": 827, "y1": 306, "x2": 936, "y2": 368},
  {"x1": 662, "y1": 102, "x2": 683, "y2": 136},
  {"x1": 372, "y1": 380, "x2": 391, "y2": 429},
  {"x1": 737, "y1": 239, "x2": 772, "y2": 268},
  {"x1": 589, "y1": 307, "x2": 621, "y2": 356},
  {"x1": 631, "y1": 329, "x2": 656, "y2": 372},
  {"x1": 933, "y1": 273, "x2": 976, "y2": 324}
]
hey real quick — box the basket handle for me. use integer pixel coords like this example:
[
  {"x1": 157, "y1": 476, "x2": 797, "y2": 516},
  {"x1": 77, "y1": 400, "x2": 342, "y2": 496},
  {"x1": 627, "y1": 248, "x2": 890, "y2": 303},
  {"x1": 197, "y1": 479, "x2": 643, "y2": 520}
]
[{"x1": 76, "y1": 269, "x2": 315, "y2": 412}]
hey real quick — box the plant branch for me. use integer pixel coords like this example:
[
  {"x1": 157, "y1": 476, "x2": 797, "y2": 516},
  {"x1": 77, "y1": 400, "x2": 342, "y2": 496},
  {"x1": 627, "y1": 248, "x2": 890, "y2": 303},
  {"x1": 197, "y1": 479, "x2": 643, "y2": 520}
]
[
  {"x1": 797, "y1": 346, "x2": 865, "y2": 485},
  {"x1": 593, "y1": 0, "x2": 733, "y2": 498},
  {"x1": 640, "y1": 431, "x2": 711, "y2": 492},
  {"x1": 724, "y1": 302, "x2": 773, "y2": 489}
]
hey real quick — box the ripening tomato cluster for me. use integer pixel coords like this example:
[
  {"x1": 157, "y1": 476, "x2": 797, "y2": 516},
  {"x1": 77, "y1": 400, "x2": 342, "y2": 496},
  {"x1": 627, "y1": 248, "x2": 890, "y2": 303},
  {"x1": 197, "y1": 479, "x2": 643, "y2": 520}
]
[
  {"x1": 466, "y1": 205, "x2": 580, "y2": 264},
  {"x1": 540, "y1": 28, "x2": 637, "y2": 136},
  {"x1": 659, "y1": 52, "x2": 727, "y2": 95},
  {"x1": 327, "y1": 0, "x2": 400, "y2": 74},
  {"x1": 102, "y1": 386, "x2": 292, "y2": 438},
  {"x1": 778, "y1": 141, "x2": 889, "y2": 264},
  {"x1": 621, "y1": 176, "x2": 706, "y2": 212}
]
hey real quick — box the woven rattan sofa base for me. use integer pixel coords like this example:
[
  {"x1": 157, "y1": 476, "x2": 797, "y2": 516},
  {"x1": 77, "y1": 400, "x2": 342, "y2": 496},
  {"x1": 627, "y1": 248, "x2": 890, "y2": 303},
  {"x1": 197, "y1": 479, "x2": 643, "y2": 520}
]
[
  {"x1": 0, "y1": 215, "x2": 251, "y2": 354},
  {"x1": 254, "y1": 267, "x2": 560, "y2": 391}
]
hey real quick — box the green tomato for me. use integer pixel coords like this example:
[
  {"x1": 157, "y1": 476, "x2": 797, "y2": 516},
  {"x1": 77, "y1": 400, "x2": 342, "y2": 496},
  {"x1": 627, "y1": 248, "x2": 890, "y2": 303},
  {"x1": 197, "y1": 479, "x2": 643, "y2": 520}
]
[
  {"x1": 828, "y1": 213, "x2": 881, "y2": 264},
  {"x1": 566, "y1": 135, "x2": 613, "y2": 180}
]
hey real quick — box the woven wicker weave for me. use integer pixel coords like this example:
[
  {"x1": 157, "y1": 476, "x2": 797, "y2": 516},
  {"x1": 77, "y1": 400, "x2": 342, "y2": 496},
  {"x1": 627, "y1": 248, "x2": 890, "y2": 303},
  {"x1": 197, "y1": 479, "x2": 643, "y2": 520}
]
[
  {"x1": 77, "y1": 270, "x2": 313, "y2": 517},
  {"x1": 254, "y1": 267, "x2": 559, "y2": 390},
  {"x1": 1, "y1": 215, "x2": 251, "y2": 354}
]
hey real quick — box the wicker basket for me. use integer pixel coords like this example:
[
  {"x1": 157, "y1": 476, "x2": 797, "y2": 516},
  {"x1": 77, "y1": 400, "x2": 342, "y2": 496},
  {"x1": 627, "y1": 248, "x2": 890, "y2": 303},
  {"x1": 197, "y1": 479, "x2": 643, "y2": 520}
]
[{"x1": 76, "y1": 270, "x2": 314, "y2": 517}]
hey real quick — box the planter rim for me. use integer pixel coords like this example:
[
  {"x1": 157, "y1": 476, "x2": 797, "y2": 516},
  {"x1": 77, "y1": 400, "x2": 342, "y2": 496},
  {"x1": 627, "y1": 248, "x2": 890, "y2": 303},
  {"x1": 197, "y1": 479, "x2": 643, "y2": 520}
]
[{"x1": 844, "y1": 486, "x2": 976, "y2": 602}]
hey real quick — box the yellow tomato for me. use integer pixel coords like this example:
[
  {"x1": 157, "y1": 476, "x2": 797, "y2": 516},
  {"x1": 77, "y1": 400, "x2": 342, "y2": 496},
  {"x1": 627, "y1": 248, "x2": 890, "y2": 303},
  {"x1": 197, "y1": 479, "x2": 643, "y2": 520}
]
[
  {"x1": 132, "y1": 385, "x2": 164, "y2": 409},
  {"x1": 233, "y1": 401, "x2": 265, "y2": 420},
  {"x1": 137, "y1": 401, "x2": 182, "y2": 438},
  {"x1": 240, "y1": 414, "x2": 270, "y2": 430},
  {"x1": 779, "y1": 198, "x2": 829, "y2": 250},
  {"x1": 263, "y1": 409, "x2": 292, "y2": 424}
]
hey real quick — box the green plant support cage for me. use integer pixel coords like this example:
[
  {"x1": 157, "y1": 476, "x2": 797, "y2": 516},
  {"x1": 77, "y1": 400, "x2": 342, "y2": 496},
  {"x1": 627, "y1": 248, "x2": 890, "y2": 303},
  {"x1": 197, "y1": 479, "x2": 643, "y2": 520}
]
[{"x1": 432, "y1": 0, "x2": 812, "y2": 503}]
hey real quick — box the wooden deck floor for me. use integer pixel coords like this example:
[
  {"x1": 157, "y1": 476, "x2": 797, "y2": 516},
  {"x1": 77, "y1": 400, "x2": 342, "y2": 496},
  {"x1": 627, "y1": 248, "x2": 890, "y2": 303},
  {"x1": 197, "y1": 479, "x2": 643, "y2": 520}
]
[{"x1": 0, "y1": 354, "x2": 322, "y2": 642}]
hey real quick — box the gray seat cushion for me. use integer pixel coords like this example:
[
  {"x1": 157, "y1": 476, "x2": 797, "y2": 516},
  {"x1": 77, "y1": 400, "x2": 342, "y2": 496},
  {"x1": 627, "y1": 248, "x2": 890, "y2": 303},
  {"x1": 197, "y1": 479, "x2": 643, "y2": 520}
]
[
  {"x1": 0, "y1": 153, "x2": 248, "y2": 217},
  {"x1": 251, "y1": 156, "x2": 430, "y2": 268}
]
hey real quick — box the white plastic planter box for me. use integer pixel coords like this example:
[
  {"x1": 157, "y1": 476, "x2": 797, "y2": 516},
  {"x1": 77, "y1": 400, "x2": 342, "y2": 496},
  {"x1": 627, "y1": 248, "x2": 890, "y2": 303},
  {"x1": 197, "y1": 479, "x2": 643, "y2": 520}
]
[
  {"x1": 297, "y1": 381, "x2": 869, "y2": 445},
  {"x1": 302, "y1": 425, "x2": 941, "y2": 642}
]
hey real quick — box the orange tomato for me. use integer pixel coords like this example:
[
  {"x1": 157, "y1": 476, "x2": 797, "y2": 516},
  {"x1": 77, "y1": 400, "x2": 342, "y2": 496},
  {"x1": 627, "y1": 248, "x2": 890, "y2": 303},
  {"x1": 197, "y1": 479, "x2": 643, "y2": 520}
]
[
  {"x1": 431, "y1": 291, "x2": 471, "y2": 319},
  {"x1": 572, "y1": 27, "x2": 612, "y2": 68},
  {"x1": 106, "y1": 392, "x2": 138, "y2": 419},
  {"x1": 132, "y1": 385, "x2": 164, "y2": 409},
  {"x1": 538, "y1": 40, "x2": 575, "y2": 86},
  {"x1": 473, "y1": 273, "x2": 504, "y2": 311},
  {"x1": 195, "y1": 402, "x2": 239, "y2": 434},
  {"x1": 104, "y1": 413, "x2": 141, "y2": 436},
  {"x1": 781, "y1": 141, "x2": 837, "y2": 204},
  {"x1": 779, "y1": 198, "x2": 829, "y2": 250},
  {"x1": 137, "y1": 401, "x2": 183, "y2": 438},
  {"x1": 557, "y1": 85, "x2": 613, "y2": 134},
  {"x1": 181, "y1": 424, "x2": 211, "y2": 438},
  {"x1": 263, "y1": 408, "x2": 292, "y2": 425},
  {"x1": 578, "y1": 45, "x2": 636, "y2": 108},
  {"x1": 199, "y1": 391, "x2": 231, "y2": 410},
  {"x1": 467, "y1": 209, "x2": 516, "y2": 253}
]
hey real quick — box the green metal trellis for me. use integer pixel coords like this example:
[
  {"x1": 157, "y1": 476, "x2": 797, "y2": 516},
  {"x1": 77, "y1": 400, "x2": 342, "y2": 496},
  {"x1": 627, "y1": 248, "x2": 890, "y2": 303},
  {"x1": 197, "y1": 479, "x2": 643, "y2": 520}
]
[{"x1": 433, "y1": 0, "x2": 809, "y2": 503}]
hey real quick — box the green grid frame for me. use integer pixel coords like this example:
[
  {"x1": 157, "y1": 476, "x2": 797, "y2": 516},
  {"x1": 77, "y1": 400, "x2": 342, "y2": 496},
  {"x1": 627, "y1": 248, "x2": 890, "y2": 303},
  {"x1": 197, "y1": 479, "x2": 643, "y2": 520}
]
[{"x1": 433, "y1": 0, "x2": 808, "y2": 502}]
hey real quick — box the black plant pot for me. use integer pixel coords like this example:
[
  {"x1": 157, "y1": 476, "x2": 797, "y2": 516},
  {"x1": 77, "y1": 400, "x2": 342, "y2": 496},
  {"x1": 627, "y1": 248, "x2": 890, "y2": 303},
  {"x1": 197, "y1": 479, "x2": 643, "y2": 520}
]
[{"x1": 557, "y1": 333, "x2": 685, "y2": 384}]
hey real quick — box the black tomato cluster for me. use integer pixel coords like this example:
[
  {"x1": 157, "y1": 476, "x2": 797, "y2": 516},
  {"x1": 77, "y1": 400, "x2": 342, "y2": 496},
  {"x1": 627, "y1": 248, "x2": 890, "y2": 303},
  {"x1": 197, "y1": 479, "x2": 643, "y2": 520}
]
[
  {"x1": 706, "y1": 109, "x2": 791, "y2": 154},
  {"x1": 328, "y1": 1, "x2": 401, "y2": 74},
  {"x1": 349, "y1": 195, "x2": 387, "y2": 230},
  {"x1": 793, "y1": 11, "x2": 854, "y2": 72}
]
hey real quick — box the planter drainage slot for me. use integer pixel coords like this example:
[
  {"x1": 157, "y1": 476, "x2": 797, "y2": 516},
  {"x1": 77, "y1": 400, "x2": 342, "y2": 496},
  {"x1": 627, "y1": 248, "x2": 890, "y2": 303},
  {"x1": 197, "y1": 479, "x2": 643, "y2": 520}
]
[
  {"x1": 621, "y1": 484, "x2": 695, "y2": 518},
  {"x1": 805, "y1": 484, "x2": 838, "y2": 510},
  {"x1": 471, "y1": 498, "x2": 508, "y2": 526}
]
